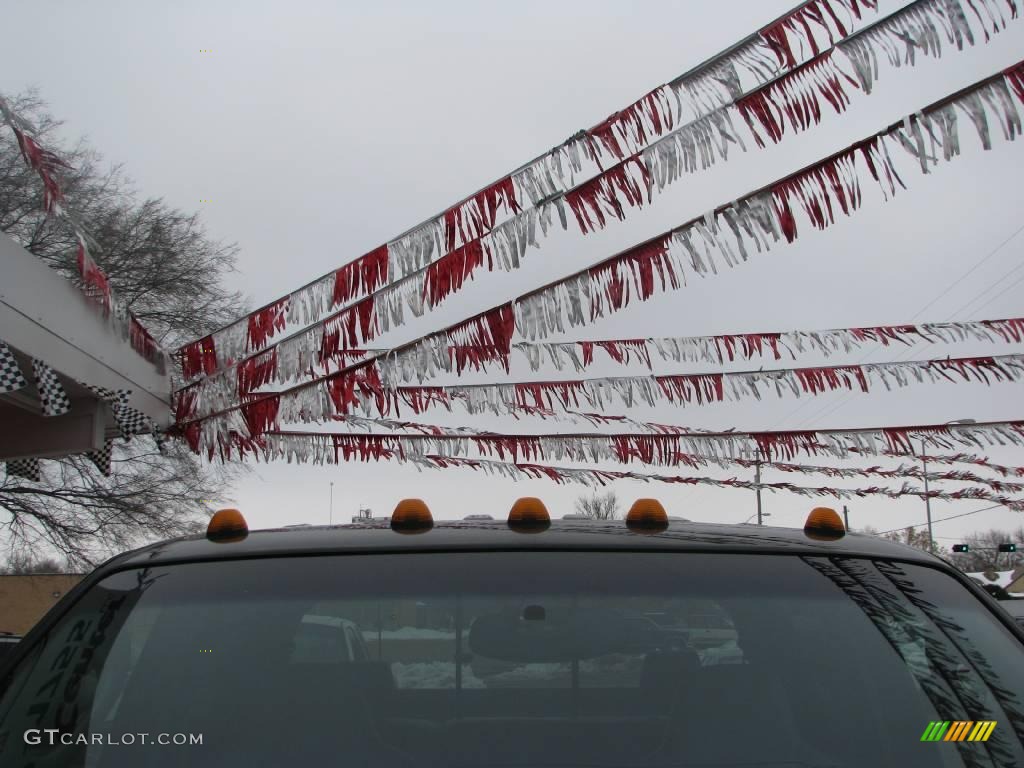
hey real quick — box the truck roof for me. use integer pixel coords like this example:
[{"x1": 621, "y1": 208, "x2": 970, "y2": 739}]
[{"x1": 100, "y1": 518, "x2": 942, "y2": 573}]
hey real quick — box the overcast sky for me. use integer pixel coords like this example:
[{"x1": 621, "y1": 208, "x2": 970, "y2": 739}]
[{"x1": 4, "y1": 0, "x2": 1024, "y2": 544}]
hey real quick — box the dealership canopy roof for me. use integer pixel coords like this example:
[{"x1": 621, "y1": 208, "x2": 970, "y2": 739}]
[{"x1": 0, "y1": 232, "x2": 170, "y2": 463}]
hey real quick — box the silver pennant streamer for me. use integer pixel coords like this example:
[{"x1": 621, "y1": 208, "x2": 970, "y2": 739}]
[
  {"x1": 337, "y1": 355, "x2": 1024, "y2": 420},
  {"x1": 174, "y1": 0, "x2": 883, "y2": 383},
  {"x1": 180, "y1": 42, "x2": 1024, "y2": 424},
  {"x1": 387, "y1": 220, "x2": 444, "y2": 278},
  {"x1": 250, "y1": 433, "x2": 1024, "y2": 510},
  {"x1": 891, "y1": 75, "x2": 1022, "y2": 173},
  {"x1": 269, "y1": 412, "x2": 1024, "y2": 494}
]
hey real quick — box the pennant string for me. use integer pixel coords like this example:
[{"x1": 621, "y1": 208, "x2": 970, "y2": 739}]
[
  {"x1": 173, "y1": 59, "x2": 1024, "y2": 439},
  {"x1": 241, "y1": 432, "x2": 1024, "y2": 511},
  {"x1": 184, "y1": 0, "x2": 978, "y2": 378}
]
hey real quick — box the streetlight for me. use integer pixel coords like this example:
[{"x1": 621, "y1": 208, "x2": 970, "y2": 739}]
[{"x1": 921, "y1": 419, "x2": 976, "y2": 553}]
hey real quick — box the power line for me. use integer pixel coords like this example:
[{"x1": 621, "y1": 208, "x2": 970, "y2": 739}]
[
  {"x1": 946, "y1": 260, "x2": 1024, "y2": 319},
  {"x1": 909, "y1": 221, "x2": 1024, "y2": 321},
  {"x1": 771, "y1": 219, "x2": 1024, "y2": 430},
  {"x1": 966, "y1": 271, "x2": 1024, "y2": 319},
  {"x1": 876, "y1": 504, "x2": 1004, "y2": 535}
]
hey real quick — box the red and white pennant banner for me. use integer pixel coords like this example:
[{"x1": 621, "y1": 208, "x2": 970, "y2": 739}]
[
  {"x1": 378, "y1": 354, "x2": 1024, "y2": 423},
  {"x1": 186, "y1": 0, "x2": 1024, "y2": 382},
  {"x1": 0, "y1": 99, "x2": 168, "y2": 371},
  {"x1": 179, "y1": 347, "x2": 1024, "y2": 447},
  {"x1": 177, "y1": 313, "x2": 1024, "y2": 403},
  {"x1": 880, "y1": 451, "x2": 1024, "y2": 478},
  {"x1": 744, "y1": 458, "x2": 1024, "y2": 494},
  {"x1": 362, "y1": 354, "x2": 1024, "y2": 420},
  {"x1": 176, "y1": 0, "x2": 1014, "y2": 385},
  {"x1": 236, "y1": 434, "x2": 1024, "y2": 511},
  {"x1": 319, "y1": 413, "x2": 1024, "y2": 495},
  {"x1": 178, "y1": 0, "x2": 883, "y2": 378},
  {"x1": 175, "y1": 55, "x2": 1024, "y2": 422},
  {"x1": 404, "y1": 457, "x2": 1024, "y2": 512},
  {"x1": 208, "y1": 419, "x2": 1024, "y2": 467},
  {"x1": 385, "y1": 317, "x2": 1024, "y2": 383},
  {"x1": 516, "y1": 66, "x2": 1024, "y2": 342}
]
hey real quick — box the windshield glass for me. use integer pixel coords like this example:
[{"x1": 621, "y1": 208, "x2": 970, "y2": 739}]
[{"x1": 1, "y1": 551, "x2": 1022, "y2": 767}]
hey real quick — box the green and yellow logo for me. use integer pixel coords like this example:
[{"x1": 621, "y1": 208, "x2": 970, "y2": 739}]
[{"x1": 921, "y1": 721, "x2": 997, "y2": 742}]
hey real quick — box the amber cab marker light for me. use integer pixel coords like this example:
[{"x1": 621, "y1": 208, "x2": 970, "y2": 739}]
[
  {"x1": 391, "y1": 498, "x2": 433, "y2": 534},
  {"x1": 804, "y1": 506, "x2": 846, "y2": 541},
  {"x1": 508, "y1": 497, "x2": 550, "y2": 533},
  {"x1": 626, "y1": 498, "x2": 669, "y2": 533},
  {"x1": 206, "y1": 508, "x2": 248, "y2": 543}
]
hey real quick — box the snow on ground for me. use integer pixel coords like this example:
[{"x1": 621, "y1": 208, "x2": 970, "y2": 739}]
[
  {"x1": 698, "y1": 641, "x2": 744, "y2": 666},
  {"x1": 966, "y1": 570, "x2": 1019, "y2": 590},
  {"x1": 361, "y1": 628, "x2": 463, "y2": 640},
  {"x1": 392, "y1": 662, "x2": 485, "y2": 688}
]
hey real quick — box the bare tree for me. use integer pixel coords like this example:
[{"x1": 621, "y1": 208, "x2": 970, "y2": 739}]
[
  {"x1": 861, "y1": 525, "x2": 937, "y2": 554},
  {"x1": 0, "y1": 90, "x2": 246, "y2": 346},
  {"x1": 574, "y1": 491, "x2": 621, "y2": 520},
  {"x1": 0, "y1": 90, "x2": 247, "y2": 567},
  {"x1": 0, "y1": 552, "x2": 68, "y2": 574}
]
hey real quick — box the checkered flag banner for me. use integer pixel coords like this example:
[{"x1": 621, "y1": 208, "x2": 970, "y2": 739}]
[
  {"x1": 114, "y1": 404, "x2": 153, "y2": 440},
  {"x1": 80, "y1": 383, "x2": 152, "y2": 440},
  {"x1": 31, "y1": 359, "x2": 71, "y2": 417},
  {"x1": 87, "y1": 440, "x2": 114, "y2": 477},
  {"x1": 82, "y1": 383, "x2": 125, "y2": 406},
  {"x1": 0, "y1": 341, "x2": 27, "y2": 395},
  {"x1": 6, "y1": 458, "x2": 40, "y2": 482},
  {"x1": 152, "y1": 426, "x2": 168, "y2": 453}
]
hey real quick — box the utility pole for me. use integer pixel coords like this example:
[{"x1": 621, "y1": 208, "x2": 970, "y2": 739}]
[
  {"x1": 842, "y1": 505, "x2": 849, "y2": 531},
  {"x1": 921, "y1": 440, "x2": 933, "y2": 554},
  {"x1": 922, "y1": 420, "x2": 975, "y2": 554},
  {"x1": 755, "y1": 451, "x2": 763, "y2": 526}
]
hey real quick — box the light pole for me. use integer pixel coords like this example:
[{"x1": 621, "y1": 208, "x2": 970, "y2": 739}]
[
  {"x1": 922, "y1": 419, "x2": 976, "y2": 553},
  {"x1": 329, "y1": 482, "x2": 334, "y2": 525}
]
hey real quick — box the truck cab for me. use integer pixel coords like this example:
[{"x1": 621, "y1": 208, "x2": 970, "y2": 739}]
[{"x1": 1, "y1": 500, "x2": 1022, "y2": 767}]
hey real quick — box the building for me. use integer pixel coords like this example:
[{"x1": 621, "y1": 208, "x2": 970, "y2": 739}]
[
  {"x1": 0, "y1": 573, "x2": 86, "y2": 635},
  {"x1": 1, "y1": 232, "x2": 171, "y2": 466}
]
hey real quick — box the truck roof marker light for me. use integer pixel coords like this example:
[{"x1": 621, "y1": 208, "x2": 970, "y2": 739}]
[
  {"x1": 508, "y1": 497, "x2": 550, "y2": 533},
  {"x1": 804, "y1": 506, "x2": 846, "y2": 541},
  {"x1": 206, "y1": 509, "x2": 249, "y2": 542},
  {"x1": 391, "y1": 499, "x2": 433, "y2": 534},
  {"x1": 626, "y1": 498, "x2": 669, "y2": 533}
]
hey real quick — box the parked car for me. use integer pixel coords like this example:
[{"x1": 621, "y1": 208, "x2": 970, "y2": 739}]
[
  {"x1": 291, "y1": 615, "x2": 370, "y2": 663},
  {"x1": 0, "y1": 503, "x2": 1022, "y2": 767},
  {"x1": 678, "y1": 605, "x2": 739, "y2": 650}
]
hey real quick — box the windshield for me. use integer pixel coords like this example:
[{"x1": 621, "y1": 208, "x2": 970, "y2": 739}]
[{"x1": 1, "y1": 551, "x2": 1022, "y2": 767}]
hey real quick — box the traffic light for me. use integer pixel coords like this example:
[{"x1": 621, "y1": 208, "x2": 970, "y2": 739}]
[
  {"x1": 952, "y1": 544, "x2": 970, "y2": 553},
  {"x1": 997, "y1": 543, "x2": 1017, "y2": 553}
]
